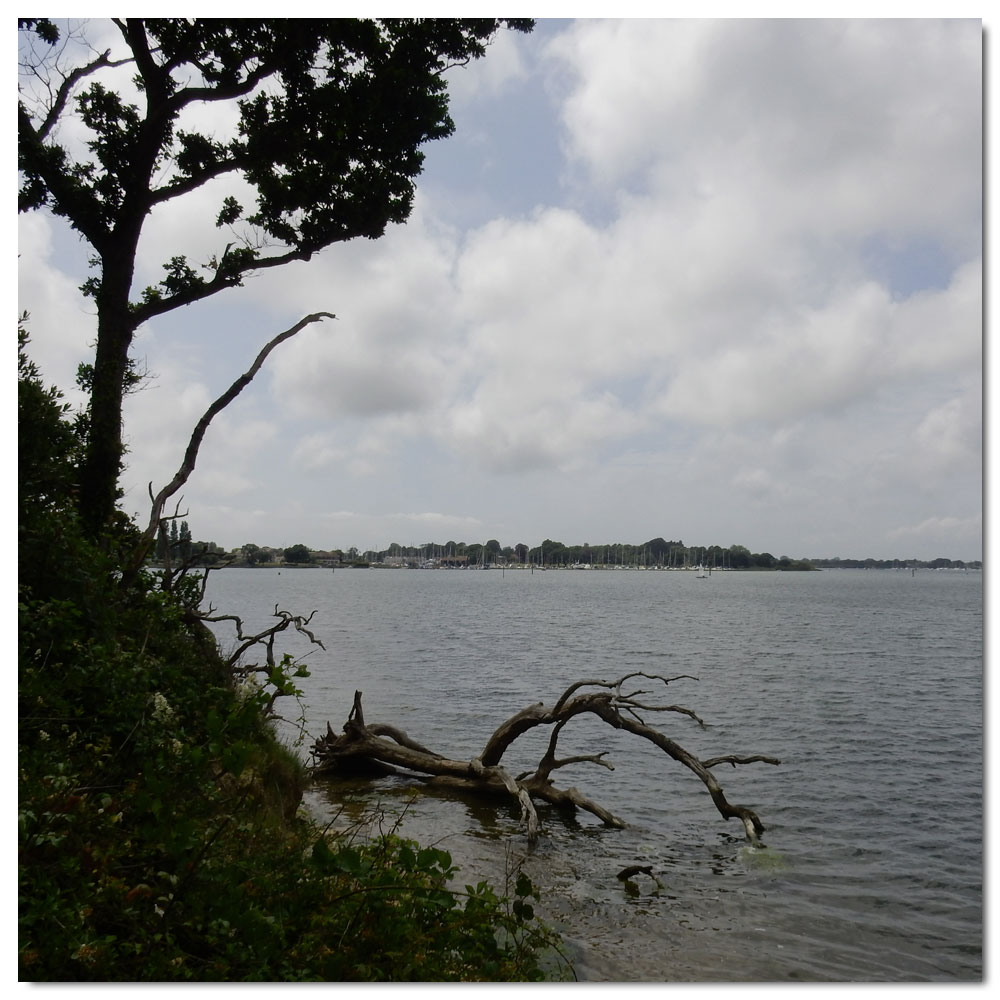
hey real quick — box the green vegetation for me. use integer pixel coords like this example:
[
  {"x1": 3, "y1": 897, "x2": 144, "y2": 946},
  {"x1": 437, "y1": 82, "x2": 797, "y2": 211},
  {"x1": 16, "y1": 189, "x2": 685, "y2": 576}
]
[
  {"x1": 209, "y1": 537, "x2": 817, "y2": 570},
  {"x1": 18, "y1": 326, "x2": 569, "y2": 981},
  {"x1": 282, "y1": 543, "x2": 312, "y2": 565},
  {"x1": 209, "y1": 540, "x2": 978, "y2": 572},
  {"x1": 807, "y1": 556, "x2": 980, "y2": 570}
]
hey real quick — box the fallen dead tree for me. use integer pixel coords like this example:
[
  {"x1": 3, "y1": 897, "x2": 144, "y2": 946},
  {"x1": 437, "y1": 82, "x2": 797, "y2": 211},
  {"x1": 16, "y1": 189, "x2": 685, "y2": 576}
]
[{"x1": 310, "y1": 672, "x2": 779, "y2": 845}]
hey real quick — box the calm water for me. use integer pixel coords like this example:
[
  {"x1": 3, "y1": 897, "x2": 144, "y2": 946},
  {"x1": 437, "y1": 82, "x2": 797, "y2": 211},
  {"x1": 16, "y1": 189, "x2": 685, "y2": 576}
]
[{"x1": 202, "y1": 566, "x2": 983, "y2": 982}]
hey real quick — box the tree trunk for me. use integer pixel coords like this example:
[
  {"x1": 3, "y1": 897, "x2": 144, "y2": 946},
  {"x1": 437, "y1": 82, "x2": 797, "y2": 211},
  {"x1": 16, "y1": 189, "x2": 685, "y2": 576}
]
[
  {"x1": 79, "y1": 241, "x2": 140, "y2": 539},
  {"x1": 311, "y1": 676, "x2": 780, "y2": 845}
]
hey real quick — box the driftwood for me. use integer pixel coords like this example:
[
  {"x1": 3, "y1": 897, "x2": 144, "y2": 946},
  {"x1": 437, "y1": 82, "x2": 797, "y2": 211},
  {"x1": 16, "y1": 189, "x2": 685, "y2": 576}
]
[{"x1": 310, "y1": 673, "x2": 779, "y2": 845}]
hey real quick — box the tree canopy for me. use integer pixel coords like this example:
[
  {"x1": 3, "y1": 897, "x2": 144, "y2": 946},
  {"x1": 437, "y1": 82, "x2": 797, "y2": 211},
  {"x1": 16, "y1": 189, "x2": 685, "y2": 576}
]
[
  {"x1": 18, "y1": 17, "x2": 533, "y2": 539},
  {"x1": 283, "y1": 543, "x2": 311, "y2": 564}
]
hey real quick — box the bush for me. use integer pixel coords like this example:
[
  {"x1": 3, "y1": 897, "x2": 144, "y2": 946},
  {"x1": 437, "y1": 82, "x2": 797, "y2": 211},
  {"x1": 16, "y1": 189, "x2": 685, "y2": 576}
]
[
  {"x1": 18, "y1": 580, "x2": 567, "y2": 980},
  {"x1": 18, "y1": 335, "x2": 569, "y2": 982}
]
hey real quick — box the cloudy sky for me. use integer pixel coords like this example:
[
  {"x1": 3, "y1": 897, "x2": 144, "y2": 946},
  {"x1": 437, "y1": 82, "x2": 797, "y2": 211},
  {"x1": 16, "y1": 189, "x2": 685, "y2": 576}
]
[{"x1": 18, "y1": 16, "x2": 983, "y2": 560}]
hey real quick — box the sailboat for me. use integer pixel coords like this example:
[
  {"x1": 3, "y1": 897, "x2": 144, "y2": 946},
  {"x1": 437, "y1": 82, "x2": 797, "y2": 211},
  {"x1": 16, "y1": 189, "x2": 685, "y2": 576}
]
[{"x1": 696, "y1": 550, "x2": 708, "y2": 578}]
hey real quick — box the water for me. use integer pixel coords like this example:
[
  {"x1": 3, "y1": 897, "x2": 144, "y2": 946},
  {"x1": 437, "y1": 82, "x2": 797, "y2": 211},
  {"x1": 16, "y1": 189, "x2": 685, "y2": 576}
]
[{"x1": 202, "y1": 566, "x2": 983, "y2": 982}]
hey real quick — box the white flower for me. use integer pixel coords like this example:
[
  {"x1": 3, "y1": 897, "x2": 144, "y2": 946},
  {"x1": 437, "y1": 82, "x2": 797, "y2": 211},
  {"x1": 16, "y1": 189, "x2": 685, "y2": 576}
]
[
  {"x1": 150, "y1": 692, "x2": 174, "y2": 723},
  {"x1": 236, "y1": 675, "x2": 263, "y2": 703}
]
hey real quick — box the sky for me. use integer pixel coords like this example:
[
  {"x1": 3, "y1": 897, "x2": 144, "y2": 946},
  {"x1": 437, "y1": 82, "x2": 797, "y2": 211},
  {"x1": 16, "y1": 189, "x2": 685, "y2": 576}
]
[{"x1": 16, "y1": 14, "x2": 984, "y2": 562}]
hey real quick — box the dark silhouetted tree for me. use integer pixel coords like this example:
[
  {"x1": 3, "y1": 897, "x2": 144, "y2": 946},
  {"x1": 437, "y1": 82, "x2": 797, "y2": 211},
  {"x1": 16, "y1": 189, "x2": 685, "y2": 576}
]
[
  {"x1": 283, "y1": 543, "x2": 311, "y2": 564},
  {"x1": 18, "y1": 17, "x2": 533, "y2": 540}
]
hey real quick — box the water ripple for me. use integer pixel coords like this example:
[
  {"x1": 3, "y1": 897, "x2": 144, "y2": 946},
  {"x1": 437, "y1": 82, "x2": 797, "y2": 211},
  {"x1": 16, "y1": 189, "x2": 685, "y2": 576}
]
[{"x1": 205, "y1": 567, "x2": 982, "y2": 982}]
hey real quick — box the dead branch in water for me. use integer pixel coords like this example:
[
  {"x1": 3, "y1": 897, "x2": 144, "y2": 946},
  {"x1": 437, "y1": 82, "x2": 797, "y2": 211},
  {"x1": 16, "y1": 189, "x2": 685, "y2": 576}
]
[{"x1": 311, "y1": 673, "x2": 779, "y2": 845}]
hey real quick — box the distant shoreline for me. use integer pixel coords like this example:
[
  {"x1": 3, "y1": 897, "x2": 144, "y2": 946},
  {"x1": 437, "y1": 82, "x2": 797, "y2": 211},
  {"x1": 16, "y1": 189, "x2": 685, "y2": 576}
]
[
  {"x1": 167, "y1": 538, "x2": 982, "y2": 574},
  {"x1": 173, "y1": 561, "x2": 982, "y2": 572}
]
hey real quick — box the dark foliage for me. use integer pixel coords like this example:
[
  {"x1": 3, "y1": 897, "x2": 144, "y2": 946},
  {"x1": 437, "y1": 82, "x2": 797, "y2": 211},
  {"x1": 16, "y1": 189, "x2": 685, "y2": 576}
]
[{"x1": 17, "y1": 335, "x2": 568, "y2": 982}]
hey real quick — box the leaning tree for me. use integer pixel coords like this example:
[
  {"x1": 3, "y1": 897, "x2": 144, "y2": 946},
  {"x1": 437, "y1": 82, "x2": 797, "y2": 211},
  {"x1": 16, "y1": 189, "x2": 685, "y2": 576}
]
[{"x1": 18, "y1": 17, "x2": 533, "y2": 545}]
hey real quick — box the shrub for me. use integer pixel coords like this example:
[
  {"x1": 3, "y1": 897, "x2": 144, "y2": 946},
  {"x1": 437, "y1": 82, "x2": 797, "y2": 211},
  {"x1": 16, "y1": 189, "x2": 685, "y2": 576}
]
[{"x1": 18, "y1": 335, "x2": 569, "y2": 982}]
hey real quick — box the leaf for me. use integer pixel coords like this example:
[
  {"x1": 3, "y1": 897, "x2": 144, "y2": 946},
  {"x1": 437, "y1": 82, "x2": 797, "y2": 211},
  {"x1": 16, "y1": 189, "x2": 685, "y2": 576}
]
[
  {"x1": 417, "y1": 847, "x2": 449, "y2": 873},
  {"x1": 333, "y1": 847, "x2": 364, "y2": 875},
  {"x1": 310, "y1": 837, "x2": 336, "y2": 870}
]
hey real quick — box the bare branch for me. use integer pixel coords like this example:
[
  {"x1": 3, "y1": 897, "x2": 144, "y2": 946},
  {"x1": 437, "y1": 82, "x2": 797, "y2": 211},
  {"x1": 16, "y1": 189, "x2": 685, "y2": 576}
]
[
  {"x1": 552, "y1": 672, "x2": 698, "y2": 713},
  {"x1": 37, "y1": 49, "x2": 126, "y2": 139},
  {"x1": 616, "y1": 865, "x2": 656, "y2": 882},
  {"x1": 19, "y1": 20, "x2": 133, "y2": 140},
  {"x1": 275, "y1": 606, "x2": 326, "y2": 649},
  {"x1": 618, "y1": 697, "x2": 705, "y2": 727},
  {"x1": 702, "y1": 754, "x2": 782, "y2": 769},
  {"x1": 366, "y1": 724, "x2": 442, "y2": 758},
  {"x1": 206, "y1": 606, "x2": 325, "y2": 671},
  {"x1": 471, "y1": 757, "x2": 540, "y2": 840},
  {"x1": 518, "y1": 718, "x2": 614, "y2": 784},
  {"x1": 125, "y1": 312, "x2": 335, "y2": 578}
]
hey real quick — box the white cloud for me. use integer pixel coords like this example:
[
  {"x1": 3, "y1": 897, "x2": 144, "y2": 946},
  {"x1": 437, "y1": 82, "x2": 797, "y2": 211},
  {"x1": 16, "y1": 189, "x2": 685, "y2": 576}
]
[
  {"x1": 198, "y1": 18, "x2": 979, "y2": 555},
  {"x1": 888, "y1": 514, "x2": 982, "y2": 551},
  {"x1": 312, "y1": 509, "x2": 484, "y2": 551},
  {"x1": 549, "y1": 19, "x2": 980, "y2": 250},
  {"x1": 653, "y1": 259, "x2": 981, "y2": 428},
  {"x1": 18, "y1": 18, "x2": 982, "y2": 560},
  {"x1": 443, "y1": 24, "x2": 530, "y2": 105},
  {"x1": 292, "y1": 432, "x2": 350, "y2": 472},
  {"x1": 263, "y1": 198, "x2": 462, "y2": 420},
  {"x1": 17, "y1": 213, "x2": 95, "y2": 402},
  {"x1": 914, "y1": 390, "x2": 982, "y2": 472}
]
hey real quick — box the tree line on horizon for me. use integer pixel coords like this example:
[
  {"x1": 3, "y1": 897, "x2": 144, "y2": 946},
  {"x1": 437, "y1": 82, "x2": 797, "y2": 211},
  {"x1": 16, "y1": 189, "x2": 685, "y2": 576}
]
[{"x1": 158, "y1": 534, "x2": 982, "y2": 572}]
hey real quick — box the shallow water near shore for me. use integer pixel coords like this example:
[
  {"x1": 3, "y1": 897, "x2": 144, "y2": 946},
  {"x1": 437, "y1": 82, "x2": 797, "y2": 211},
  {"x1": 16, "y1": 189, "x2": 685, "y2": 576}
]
[{"x1": 203, "y1": 565, "x2": 982, "y2": 982}]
